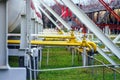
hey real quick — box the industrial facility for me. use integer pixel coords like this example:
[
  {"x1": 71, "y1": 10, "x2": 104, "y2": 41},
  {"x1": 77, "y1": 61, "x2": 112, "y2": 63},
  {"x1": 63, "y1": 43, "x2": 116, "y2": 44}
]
[{"x1": 0, "y1": 0, "x2": 120, "y2": 80}]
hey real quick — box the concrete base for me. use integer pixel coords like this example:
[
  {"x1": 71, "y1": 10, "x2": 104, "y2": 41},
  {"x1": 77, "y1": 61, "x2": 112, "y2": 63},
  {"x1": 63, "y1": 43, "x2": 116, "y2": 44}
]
[{"x1": 0, "y1": 68, "x2": 26, "y2": 80}]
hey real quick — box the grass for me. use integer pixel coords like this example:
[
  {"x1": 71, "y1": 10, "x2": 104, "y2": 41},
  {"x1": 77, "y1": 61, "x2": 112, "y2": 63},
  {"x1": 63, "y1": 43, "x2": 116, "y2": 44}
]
[
  {"x1": 9, "y1": 56, "x2": 19, "y2": 67},
  {"x1": 38, "y1": 47, "x2": 120, "y2": 80},
  {"x1": 41, "y1": 47, "x2": 81, "y2": 69},
  {"x1": 8, "y1": 47, "x2": 120, "y2": 80}
]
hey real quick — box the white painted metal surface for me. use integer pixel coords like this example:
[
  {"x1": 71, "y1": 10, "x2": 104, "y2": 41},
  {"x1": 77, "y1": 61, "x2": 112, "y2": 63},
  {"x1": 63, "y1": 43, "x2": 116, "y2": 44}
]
[
  {"x1": 0, "y1": 1, "x2": 8, "y2": 67},
  {"x1": 8, "y1": 0, "x2": 25, "y2": 32},
  {"x1": 97, "y1": 47, "x2": 117, "y2": 65},
  {"x1": 8, "y1": 0, "x2": 42, "y2": 33},
  {"x1": 62, "y1": 0, "x2": 120, "y2": 59}
]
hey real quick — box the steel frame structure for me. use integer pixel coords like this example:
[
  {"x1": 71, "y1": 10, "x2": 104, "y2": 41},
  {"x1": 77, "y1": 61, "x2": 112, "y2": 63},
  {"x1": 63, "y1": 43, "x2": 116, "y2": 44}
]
[
  {"x1": 61, "y1": 0, "x2": 120, "y2": 59},
  {"x1": 0, "y1": 1, "x2": 26, "y2": 80}
]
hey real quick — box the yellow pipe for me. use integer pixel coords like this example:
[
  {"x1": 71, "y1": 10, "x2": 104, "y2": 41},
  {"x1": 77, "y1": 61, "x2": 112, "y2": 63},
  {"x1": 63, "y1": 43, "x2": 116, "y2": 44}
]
[
  {"x1": 8, "y1": 39, "x2": 96, "y2": 51},
  {"x1": 8, "y1": 40, "x2": 20, "y2": 44},
  {"x1": 77, "y1": 48, "x2": 90, "y2": 53},
  {"x1": 44, "y1": 38, "x2": 66, "y2": 41},
  {"x1": 88, "y1": 41, "x2": 97, "y2": 52},
  {"x1": 38, "y1": 35, "x2": 72, "y2": 38},
  {"x1": 8, "y1": 40, "x2": 82, "y2": 46}
]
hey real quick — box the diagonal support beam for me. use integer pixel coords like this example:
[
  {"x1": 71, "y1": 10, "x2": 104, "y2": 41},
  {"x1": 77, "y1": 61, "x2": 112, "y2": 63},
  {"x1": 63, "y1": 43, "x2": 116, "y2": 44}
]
[
  {"x1": 97, "y1": 47, "x2": 117, "y2": 65},
  {"x1": 61, "y1": 0, "x2": 120, "y2": 59},
  {"x1": 99, "y1": 0, "x2": 120, "y2": 22},
  {"x1": 38, "y1": 6, "x2": 64, "y2": 34},
  {"x1": 113, "y1": 34, "x2": 120, "y2": 43},
  {"x1": 39, "y1": 0, "x2": 71, "y2": 31}
]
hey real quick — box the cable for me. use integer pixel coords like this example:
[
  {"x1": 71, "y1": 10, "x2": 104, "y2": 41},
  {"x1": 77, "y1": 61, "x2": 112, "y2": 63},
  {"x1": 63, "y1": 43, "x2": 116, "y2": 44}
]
[{"x1": 84, "y1": 52, "x2": 120, "y2": 74}]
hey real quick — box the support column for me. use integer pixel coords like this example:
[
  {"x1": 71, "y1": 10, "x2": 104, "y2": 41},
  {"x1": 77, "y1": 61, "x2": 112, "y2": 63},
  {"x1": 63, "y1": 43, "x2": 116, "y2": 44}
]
[
  {"x1": 20, "y1": 15, "x2": 27, "y2": 49},
  {"x1": 31, "y1": 10, "x2": 35, "y2": 40},
  {"x1": 0, "y1": 1, "x2": 8, "y2": 68},
  {"x1": 82, "y1": 48, "x2": 88, "y2": 66},
  {"x1": 37, "y1": 18, "x2": 40, "y2": 34},
  {"x1": 20, "y1": 4, "x2": 27, "y2": 67},
  {"x1": 26, "y1": 0, "x2": 31, "y2": 49},
  {"x1": 0, "y1": 1, "x2": 26, "y2": 80},
  {"x1": 35, "y1": 20, "x2": 38, "y2": 37},
  {"x1": 31, "y1": 19, "x2": 35, "y2": 40}
]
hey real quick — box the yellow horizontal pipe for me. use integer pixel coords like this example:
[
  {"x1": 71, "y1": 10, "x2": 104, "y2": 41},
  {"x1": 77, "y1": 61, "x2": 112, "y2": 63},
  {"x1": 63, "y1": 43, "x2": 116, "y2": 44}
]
[
  {"x1": 38, "y1": 35, "x2": 72, "y2": 38},
  {"x1": 8, "y1": 40, "x2": 81, "y2": 46},
  {"x1": 44, "y1": 38, "x2": 66, "y2": 41},
  {"x1": 8, "y1": 40, "x2": 97, "y2": 51}
]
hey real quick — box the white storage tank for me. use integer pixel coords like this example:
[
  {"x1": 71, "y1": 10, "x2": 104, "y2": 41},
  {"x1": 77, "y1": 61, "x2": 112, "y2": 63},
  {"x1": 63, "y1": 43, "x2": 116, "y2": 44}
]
[
  {"x1": 8, "y1": 0, "x2": 25, "y2": 33},
  {"x1": 8, "y1": 0, "x2": 42, "y2": 33}
]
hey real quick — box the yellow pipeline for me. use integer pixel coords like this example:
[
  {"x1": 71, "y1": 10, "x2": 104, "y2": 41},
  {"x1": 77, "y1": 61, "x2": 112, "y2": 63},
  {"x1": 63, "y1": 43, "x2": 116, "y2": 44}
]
[
  {"x1": 77, "y1": 48, "x2": 90, "y2": 53},
  {"x1": 8, "y1": 40, "x2": 82, "y2": 46},
  {"x1": 88, "y1": 41, "x2": 97, "y2": 52},
  {"x1": 38, "y1": 35, "x2": 72, "y2": 38},
  {"x1": 7, "y1": 31, "x2": 97, "y2": 51},
  {"x1": 44, "y1": 38, "x2": 66, "y2": 41},
  {"x1": 77, "y1": 35, "x2": 97, "y2": 52},
  {"x1": 8, "y1": 39, "x2": 96, "y2": 51}
]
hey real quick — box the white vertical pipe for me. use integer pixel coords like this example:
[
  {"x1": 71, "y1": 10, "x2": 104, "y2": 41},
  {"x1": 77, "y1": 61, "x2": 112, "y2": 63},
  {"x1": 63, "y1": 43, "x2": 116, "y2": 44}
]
[
  {"x1": 82, "y1": 48, "x2": 87, "y2": 66},
  {"x1": 31, "y1": 9, "x2": 35, "y2": 40},
  {"x1": 0, "y1": 1, "x2": 8, "y2": 67},
  {"x1": 26, "y1": 0, "x2": 31, "y2": 49},
  {"x1": 62, "y1": 0, "x2": 120, "y2": 59}
]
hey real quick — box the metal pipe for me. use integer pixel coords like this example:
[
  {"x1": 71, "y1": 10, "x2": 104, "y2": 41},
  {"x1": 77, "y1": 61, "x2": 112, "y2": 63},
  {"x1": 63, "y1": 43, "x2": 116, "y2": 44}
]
[
  {"x1": 8, "y1": 40, "x2": 82, "y2": 46},
  {"x1": 82, "y1": 47, "x2": 88, "y2": 66},
  {"x1": 61, "y1": 0, "x2": 120, "y2": 59},
  {"x1": 29, "y1": 56, "x2": 32, "y2": 80},
  {"x1": 33, "y1": 55, "x2": 36, "y2": 80},
  {"x1": 31, "y1": 18, "x2": 35, "y2": 40},
  {"x1": 99, "y1": 0, "x2": 120, "y2": 22},
  {"x1": 27, "y1": 64, "x2": 120, "y2": 72},
  {"x1": 26, "y1": 0, "x2": 31, "y2": 49},
  {"x1": 0, "y1": 1, "x2": 8, "y2": 67},
  {"x1": 39, "y1": 0, "x2": 71, "y2": 31}
]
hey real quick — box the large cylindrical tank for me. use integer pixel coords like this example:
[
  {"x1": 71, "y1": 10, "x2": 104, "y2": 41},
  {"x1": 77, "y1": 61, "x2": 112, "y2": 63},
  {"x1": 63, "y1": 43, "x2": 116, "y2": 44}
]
[{"x1": 8, "y1": 0, "x2": 25, "y2": 33}]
